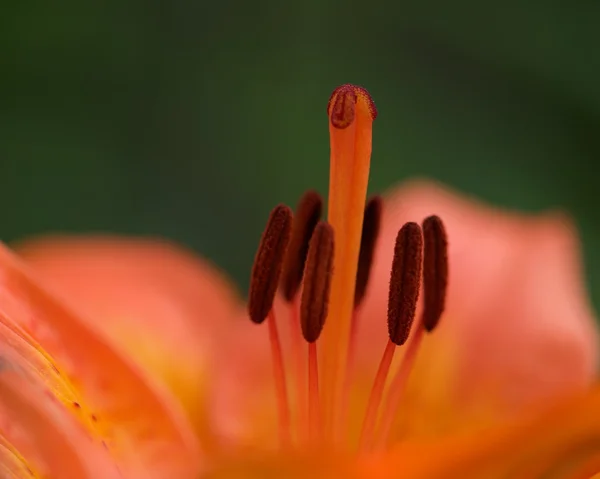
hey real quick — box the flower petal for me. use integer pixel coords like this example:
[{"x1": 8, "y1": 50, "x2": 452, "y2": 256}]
[
  {"x1": 0, "y1": 243, "x2": 201, "y2": 478},
  {"x1": 361, "y1": 385, "x2": 600, "y2": 478},
  {"x1": 16, "y1": 235, "x2": 243, "y2": 442},
  {"x1": 205, "y1": 295, "x2": 297, "y2": 448},
  {"x1": 0, "y1": 438, "x2": 40, "y2": 479},
  {"x1": 184, "y1": 387, "x2": 600, "y2": 477},
  {"x1": 358, "y1": 180, "x2": 598, "y2": 433},
  {"x1": 0, "y1": 368, "x2": 120, "y2": 479}
]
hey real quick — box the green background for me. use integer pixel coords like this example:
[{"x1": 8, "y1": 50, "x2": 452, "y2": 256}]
[{"x1": 2, "y1": 2, "x2": 600, "y2": 306}]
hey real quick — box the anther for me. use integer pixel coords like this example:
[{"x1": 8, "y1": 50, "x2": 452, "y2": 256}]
[
  {"x1": 301, "y1": 222, "x2": 335, "y2": 343},
  {"x1": 327, "y1": 84, "x2": 378, "y2": 129},
  {"x1": 280, "y1": 190, "x2": 324, "y2": 302},
  {"x1": 387, "y1": 222, "x2": 423, "y2": 346},
  {"x1": 248, "y1": 205, "x2": 293, "y2": 324},
  {"x1": 354, "y1": 196, "x2": 383, "y2": 308},
  {"x1": 422, "y1": 215, "x2": 448, "y2": 332}
]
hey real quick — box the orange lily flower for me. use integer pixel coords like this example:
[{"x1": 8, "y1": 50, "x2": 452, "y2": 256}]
[{"x1": 5, "y1": 84, "x2": 600, "y2": 478}]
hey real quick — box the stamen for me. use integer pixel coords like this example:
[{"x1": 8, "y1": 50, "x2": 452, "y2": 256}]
[
  {"x1": 248, "y1": 204, "x2": 293, "y2": 447},
  {"x1": 267, "y1": 309, "x2": 292, "y2": 447},
  {"x1": 322, "y1": 84, "x2": 377, "y2": 437},
  {"x1": 387, "y1": 222, "x2": 423, "y2": 346},
  {"x1": 375, "y1": 217, "x2": 446, "y2": 449},
  {"x1": 300, "y1": 221, "x2": 334, "y2": 343},
  {"x1": 358, "y1": 339, "x2": 395, "y2": 451},
  {"x1": 280, "y1": 191, "x2": 323, "y2": 442},
  {"x1": 308, "y1": 341, "x2": 320, "y2": 443},
  {"x1": 354, "y1": 195, "x2": 383, "y2": 308},
  {"x1": 248, "y1": 205, "x2": 293, "y2": 324},
  {"x1": 359, "y1": 222, "x2": 423, "y2": 451},
  {"x1": 300, "y1": 221, "x2": 334, "y2": 445},
  {"x1": 281, "y1": 190, "x2": 324, "y2": 302},
  {"x1": 422, "y1": 215, "x2": 448, "y2": 332},
  {"x1": 375, "y1": 324, "x2": 424, "y2": 450},
  {"x1": 289, "y1": 296, "x2": 307, "y2": 443},
  {"x1": 339, "y1": 196, "x2": 383, "y2": 441}
]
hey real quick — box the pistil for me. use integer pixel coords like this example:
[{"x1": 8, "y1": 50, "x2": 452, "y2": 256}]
[{"x1": 323, "y1": 85, "x2": 377, "y2": 439}]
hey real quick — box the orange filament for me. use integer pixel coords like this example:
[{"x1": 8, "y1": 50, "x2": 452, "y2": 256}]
[
  {"x1": 322, "y1": 84, "x2": 377, "y2": 439},
  {"x1": 299, "y1": 220, "x2": 334, "y2": 447},
  {"x1": 338, "y1": 309, "x2": 359, "y2": 443},
  {"x1": 308, "y1": 341, "x2": 321, "y2": 443},
  {"x1": 375, "y1": 324, "x2": 425, "y2": 449},
  {"x1": 267, "y1": 309, "x2": 291, "y2": 447},
  {"x1": 280, "y1": 191, "x2": 323, "y2": 442},
  {"x1": 289, "y1": 298, "x2": 307, "y2": 443},
  {"x1": 359, "y1": 339, "x2": 396, "y2": 451}
]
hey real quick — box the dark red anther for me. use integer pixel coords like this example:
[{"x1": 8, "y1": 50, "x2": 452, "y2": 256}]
[
  {"x1": 354, "y1": 195, "x2": 383, "y2": 308},
  {"x1": 387, "y1": 222, "x2": 423, "y2": 346},
  {"x1": 300, "y1": 221, "x2": 335, "y2": 343},
  {"x1": 280, "y1": 190, "x2": 323, "y2": 302},
  {"x1": 248, "y1": 205, "x2": 293, "y2": 324},
  {"x1": 422, "y1": 215, "x2": 448, "y2": 332}
]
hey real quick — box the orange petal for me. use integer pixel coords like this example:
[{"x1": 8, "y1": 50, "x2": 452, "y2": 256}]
[
  {"x1": 184, "y1": 387, "x2": 600, "y2": 477},
  {"x1": 0, "y1": 438, "x2": 37, "y2": 479},
  {"x1": 360, "y1": 385, "x2": 600, "y2": 478},
  {"x1": 358, "y1": 180, "x2": 598, "y2": 432},
  {"x1": 202, "y1": 449, "x2": 358, "y2": 478},
  {"x1": 0, "y1": 243, "x2": 201, "y2": 478},
  {"x1": 207, "y1": 295, "x2": 298, "y2": 448},
  {"x1": 0, "y1": 442, "x2": 40, "y2": 479},
  {"x1": 0, "y1": 368, "x2": 119, "y2": 479},
  {"x1": 16, "y1": 235, "x2": 242, "y2": 441}
]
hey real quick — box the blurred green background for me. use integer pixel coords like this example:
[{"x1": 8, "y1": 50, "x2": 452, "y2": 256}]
[{"x1": 2, "y1": 2, "x2": 600, "y2": 306}]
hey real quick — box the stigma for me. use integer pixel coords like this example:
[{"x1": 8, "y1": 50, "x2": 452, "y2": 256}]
[{"x1": 247, "y1": 85, "x2": 448, "y2": 453}]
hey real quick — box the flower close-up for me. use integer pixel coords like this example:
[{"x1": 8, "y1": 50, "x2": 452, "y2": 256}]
[{"x1": 3, "y1": 84, "x2": 600, "y2": 478}]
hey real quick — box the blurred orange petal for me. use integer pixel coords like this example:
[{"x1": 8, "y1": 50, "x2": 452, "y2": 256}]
[
  {"x1": 0, "y1": 243, "x2": 201, "y2": 478},
  {"x1": 0, "y1": 369, "x2": 119, "y2": 479},
  {"x1": 17, "y1": 235, "x2": 243, "y2": 441},
  {"x1": 195, "y1": 386, "x2": 600, "y2": 477},
  {"x1": 357, "y1": 180, "x2": 598, "y2": 432},
  {"x1": 361, "y1": 385, "x2": 600, "y2": 478}
]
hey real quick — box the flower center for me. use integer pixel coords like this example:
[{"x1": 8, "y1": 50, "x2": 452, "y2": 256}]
[{"x1": 247, "y1": 85, "x2": 448, "y2": 455}]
